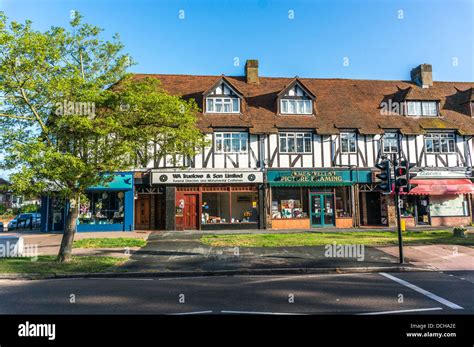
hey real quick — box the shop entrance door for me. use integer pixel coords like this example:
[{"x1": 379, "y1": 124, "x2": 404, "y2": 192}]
[
  {"x1": 310, "y1": 193, "x2": 334, "y2": 227},
  {"x1": 135, "y1": 195, "x2": 150, "y2": 230},
  {"x1": 183, "y1": 194, "x2": 199, "y2": 230},
  {"x1": 416, "y1": 195, "x2": 430, "y2": 225}
]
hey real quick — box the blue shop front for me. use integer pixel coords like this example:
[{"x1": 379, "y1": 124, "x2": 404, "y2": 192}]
[{"x1": 40, "y1": 172, "x2": 134, "y2": 232}]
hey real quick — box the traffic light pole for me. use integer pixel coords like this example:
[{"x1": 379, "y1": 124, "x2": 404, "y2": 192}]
[
  {"x1": 393, "y1": 156, "x2": 404, "y2": 264},
  {"x1": 393, "y1": 185, "x2": 404, "y2": 264}
]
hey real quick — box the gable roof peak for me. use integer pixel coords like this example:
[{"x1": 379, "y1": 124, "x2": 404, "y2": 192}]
[
  {"x1": 277, "y1": 77, "x2": 316, "y2": 99},
  {"x1": 203, "y1": 75, "x2": 244, "y2": 97}
]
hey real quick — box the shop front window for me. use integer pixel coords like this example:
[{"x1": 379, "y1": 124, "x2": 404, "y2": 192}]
[
  {"x1": 202, "y1": 191, "x2": 258, "y2": 224},
  {"x1": 271, "y1": 188, "x2": 309, "y2": 219},
  {"x1": 335, "y1": 187, "x2": 352, "y2": 217},
  {"x1": 430, "y1": 194, "x2": 469, "y2": 217},
  {"x1": 400, "y1": 195, "x2": 416, "y2": 217},
  {"x1": 78, "y1": 191, "x2": 125, "y2": 225}
]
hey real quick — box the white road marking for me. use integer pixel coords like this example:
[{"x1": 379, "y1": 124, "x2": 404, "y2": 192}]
[
  {"x1": 170, "y1": 311, "x2": 213, "y2": 315},
  {"x1": 221, "y1": 310, "x2": 303, "y2": 315},
  {"x1": 358, "y1": 307, "x2": 443, "y2": 315},
  {"x1": 379, "y1": 272, "x2": 464, "y2": 310}
]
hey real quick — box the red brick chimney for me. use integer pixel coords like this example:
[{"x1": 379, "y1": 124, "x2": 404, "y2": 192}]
[{"x1": 245, "y1": 59, "x2": 259, "y2": 84}]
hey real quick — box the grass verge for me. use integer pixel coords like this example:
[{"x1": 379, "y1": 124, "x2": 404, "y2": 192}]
[
  {"x1": 0, "y1": 256, "x2": 125, "y2": 275},
  {"x1": 200, "y1": 231, "x2": 474, "y2": 248},
  {"x1": 73, "y1": 237, "x2": 146, "y2": 249}
]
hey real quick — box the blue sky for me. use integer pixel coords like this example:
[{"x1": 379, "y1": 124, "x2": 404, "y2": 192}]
[
  {"x1": 0, "y1": 0, "x2": 472, "y2": 179},
  {"x1": 1, "y1": 0, "x2": 473, "y2": 82}
]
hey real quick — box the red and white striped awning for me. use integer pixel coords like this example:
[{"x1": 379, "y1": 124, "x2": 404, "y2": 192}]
[{"x1": 407, "y1": 179, "x2": 474, "y2": 195}]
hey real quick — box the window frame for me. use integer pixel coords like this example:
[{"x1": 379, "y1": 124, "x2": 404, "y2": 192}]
[
  {"x1": 279, "y1": 132, "x2": 313, "y2": 154},
  {"x1": 424, "y1": 133, "x2": 456, "y2": 154},
  {"x1": 214, "y1": 132, "x2": 248, "y2": 154},
  {"x1": 382, "y1": 132, "x2": 399, "y2": 154},
  {"x1": 206, "y1": 97, "x2": 240, "y2": 114},
  {"x1": 280, "y1": 99, "x2": 313, "y2": 115},
  {"x1": 340, "y1": 132, "x2": 357, "y2": 154},
  {"x1": 406, "y1": 101, "x2": 438, "y2": 117}
]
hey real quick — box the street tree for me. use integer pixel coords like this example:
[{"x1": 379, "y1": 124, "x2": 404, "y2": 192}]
[{"x1": 0, "y1": 11, "x2": 205, "y2": 262}]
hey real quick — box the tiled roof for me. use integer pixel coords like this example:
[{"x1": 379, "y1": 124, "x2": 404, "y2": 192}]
[{"x1": 131, "y1": 74, "x2": 474, "y2": 135}]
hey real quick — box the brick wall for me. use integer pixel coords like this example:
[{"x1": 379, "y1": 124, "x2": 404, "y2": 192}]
[{"x1": 430, "y1": 216, "x2": 471, "y2": 227}]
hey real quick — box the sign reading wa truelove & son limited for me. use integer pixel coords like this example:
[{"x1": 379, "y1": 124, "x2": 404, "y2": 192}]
[{"x1": 151, "y1": 170, "x2": 264, "y2": 184}]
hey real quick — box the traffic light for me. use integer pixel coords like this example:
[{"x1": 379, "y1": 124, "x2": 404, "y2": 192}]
[
  {"x1": 395, "y1": 160, "x2": 416, "y2": 191},
  {"x1": 406, "y1": 161, "x2": 417, "y2": 191},
  {"x1": 375, "y1": 160, "x2": 392, "y2": 193}
]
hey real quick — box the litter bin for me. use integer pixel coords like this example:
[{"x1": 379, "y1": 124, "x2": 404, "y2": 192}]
[{"x1": 400, "y1": 219, "x2": 406, "y2": 232}]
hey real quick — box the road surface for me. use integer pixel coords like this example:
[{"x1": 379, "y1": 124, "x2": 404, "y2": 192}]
[{"x1": 0, "y1": 271, "x2": 472, "y2": 315}]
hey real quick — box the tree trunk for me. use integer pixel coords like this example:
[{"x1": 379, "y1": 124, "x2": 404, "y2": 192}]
[{"x1": 57, "y1": 195, "x2": 80, "y2": 263}]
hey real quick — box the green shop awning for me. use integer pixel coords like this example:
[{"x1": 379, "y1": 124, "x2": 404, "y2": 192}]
[
  {"x1": 267, "y1": 169, "x2": 372, "y2": 187},
  {"x1": 269, "y1": 181, "x2": 353, "y2": 187}
]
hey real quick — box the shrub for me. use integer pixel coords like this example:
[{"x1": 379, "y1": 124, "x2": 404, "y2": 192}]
[{"x1": 453, "y1": 226, "x2": 467, "y2": 238}]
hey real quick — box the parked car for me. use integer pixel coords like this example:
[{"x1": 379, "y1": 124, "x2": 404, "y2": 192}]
[
  {"x1": 7, "y1": 218, "x2": 18, "y2": 230},
  {"x1": 8, "y1": 213, "x2": 41, "y2": 230},
  {"x1": 0, "y1": 221, "x2": 3, "y2": 232}
]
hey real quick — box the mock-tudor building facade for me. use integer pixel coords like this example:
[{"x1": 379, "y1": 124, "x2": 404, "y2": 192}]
[
  {"x1": 40, "y1": 60, "x2": 474, "y2": 233},
  {"x1": 127, "y1": 60, "x2": 473, "y2": 231}
]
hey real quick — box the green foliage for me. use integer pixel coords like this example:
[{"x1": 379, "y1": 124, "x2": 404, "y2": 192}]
[
  {"x1": 0, "y1": 11, "x2": 205, "y2": 200},
  {"x1": 19, "y1": 203, "x2": 39, "y2": 213}
]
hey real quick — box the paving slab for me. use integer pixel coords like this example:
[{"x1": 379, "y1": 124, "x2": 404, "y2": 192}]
[
  {"x1": 379, "y1": 244, "x2": 474, "y2": 271},
  {"x1": 120, "y1": 230, "x2": 405, "y2": 273}
]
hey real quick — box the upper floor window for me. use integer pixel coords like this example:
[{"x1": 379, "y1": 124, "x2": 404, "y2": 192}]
[
  {"x1": 206, "y1": 98, "x2": 240, "y2": 113},
  {"x1": 215, "y1": 132, "x2": 248, "y2": 153},
  {"x1": 407, "y1": 101, "x2": 438, "y2": 116},
  {"x1": 340, "y1": 132, "x2": 357, "y2": 154},
  {"x1": 425, "y1": 133, "x2": 455, "y2": 153},
  {"x1": 279, "y1": 81, "x2": 314, "y2": 115},
  {"x1": 280, "y1": 99, "x2": 312, "y2": 114},
  {"x1": 205, "y1": 79, "x2": 242, "y2": 114},
  {"x1": 279, "y1": 132, "x2": 312, "y2": 153},
  {"x1": 383, "y1": 133, "x2": 399, "y2": 153}
]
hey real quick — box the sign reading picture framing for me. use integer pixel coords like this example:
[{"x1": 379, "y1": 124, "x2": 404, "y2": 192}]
[
  {"x1": 151, "y1": 171, "x2": 263, "y2": 184},
  {"x1": 267, "y1": 169, "x2": 372, "y2": 186}
]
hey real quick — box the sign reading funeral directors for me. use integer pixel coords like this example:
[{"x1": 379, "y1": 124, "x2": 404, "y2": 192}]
[{"x1": 151, "y1": 170, "x2": 264, "y2": 184}]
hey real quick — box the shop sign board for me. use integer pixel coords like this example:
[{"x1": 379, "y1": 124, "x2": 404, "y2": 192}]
[
  {"x1": 88, "y1": 173, "x2": 133, "y2": 190},
  {"x1": 415, "y1": 170, "x2": 470, "y2": 179},
  {"x1": 267, "y1": 169, "x2": 372, "y2": 186},
  {"x1": 151, "y1": 171, "x2": 263, "y2": 184}
]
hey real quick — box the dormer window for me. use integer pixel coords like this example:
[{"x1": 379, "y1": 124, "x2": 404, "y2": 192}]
[
  {"x1": 407, "y1": 101, "x2": 438, "y2": 116},
  {"x1": 278, "y1": 80, "x2": 315, "y2": 115},
  {"x1": 280, "y1": 99, "x2": 312, "y2": 114},
  {"x1": 204, "y1": 78, "x2": 242, "y2": 114},
  {"x1": 206, "y1": 98, "x2": 239, "y2": 113}
]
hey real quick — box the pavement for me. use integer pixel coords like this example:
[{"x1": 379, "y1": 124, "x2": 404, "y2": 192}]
[
  {"x1": 1, "y1": 228, "x2": 473, "y2": 276},
  {"x1": 0, "y1": 271, "x2": 471, "y2": 314},
  {"x1": 1, "y1": 230, "x2": 150, "y2": 258},
  {"x1": 380, "y1": 244, "x2": 474, "y2": 271},
  {"x1": 119, "y1": 230, "x2": 404, "y2": 273}
]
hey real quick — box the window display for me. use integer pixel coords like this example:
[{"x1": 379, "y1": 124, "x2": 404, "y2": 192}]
[
  {"x1": 335, "y1": 187, "x2": 352, "y2": 217},
  {"x1": 400, "y1": 195, "x2": 415, "y2": 217},
  {"x1": 271, "y1": 188, "x2": 309, "y2": 219},
  {"x1": 430, "y1": 194, "x2": 468, "y2": 217},
  {"x1": 202, "y1": 192, "x2": 258, "y2": 224},
  {"x1": 78, "y1": 191, "x2": 125, "y2": 225}
]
